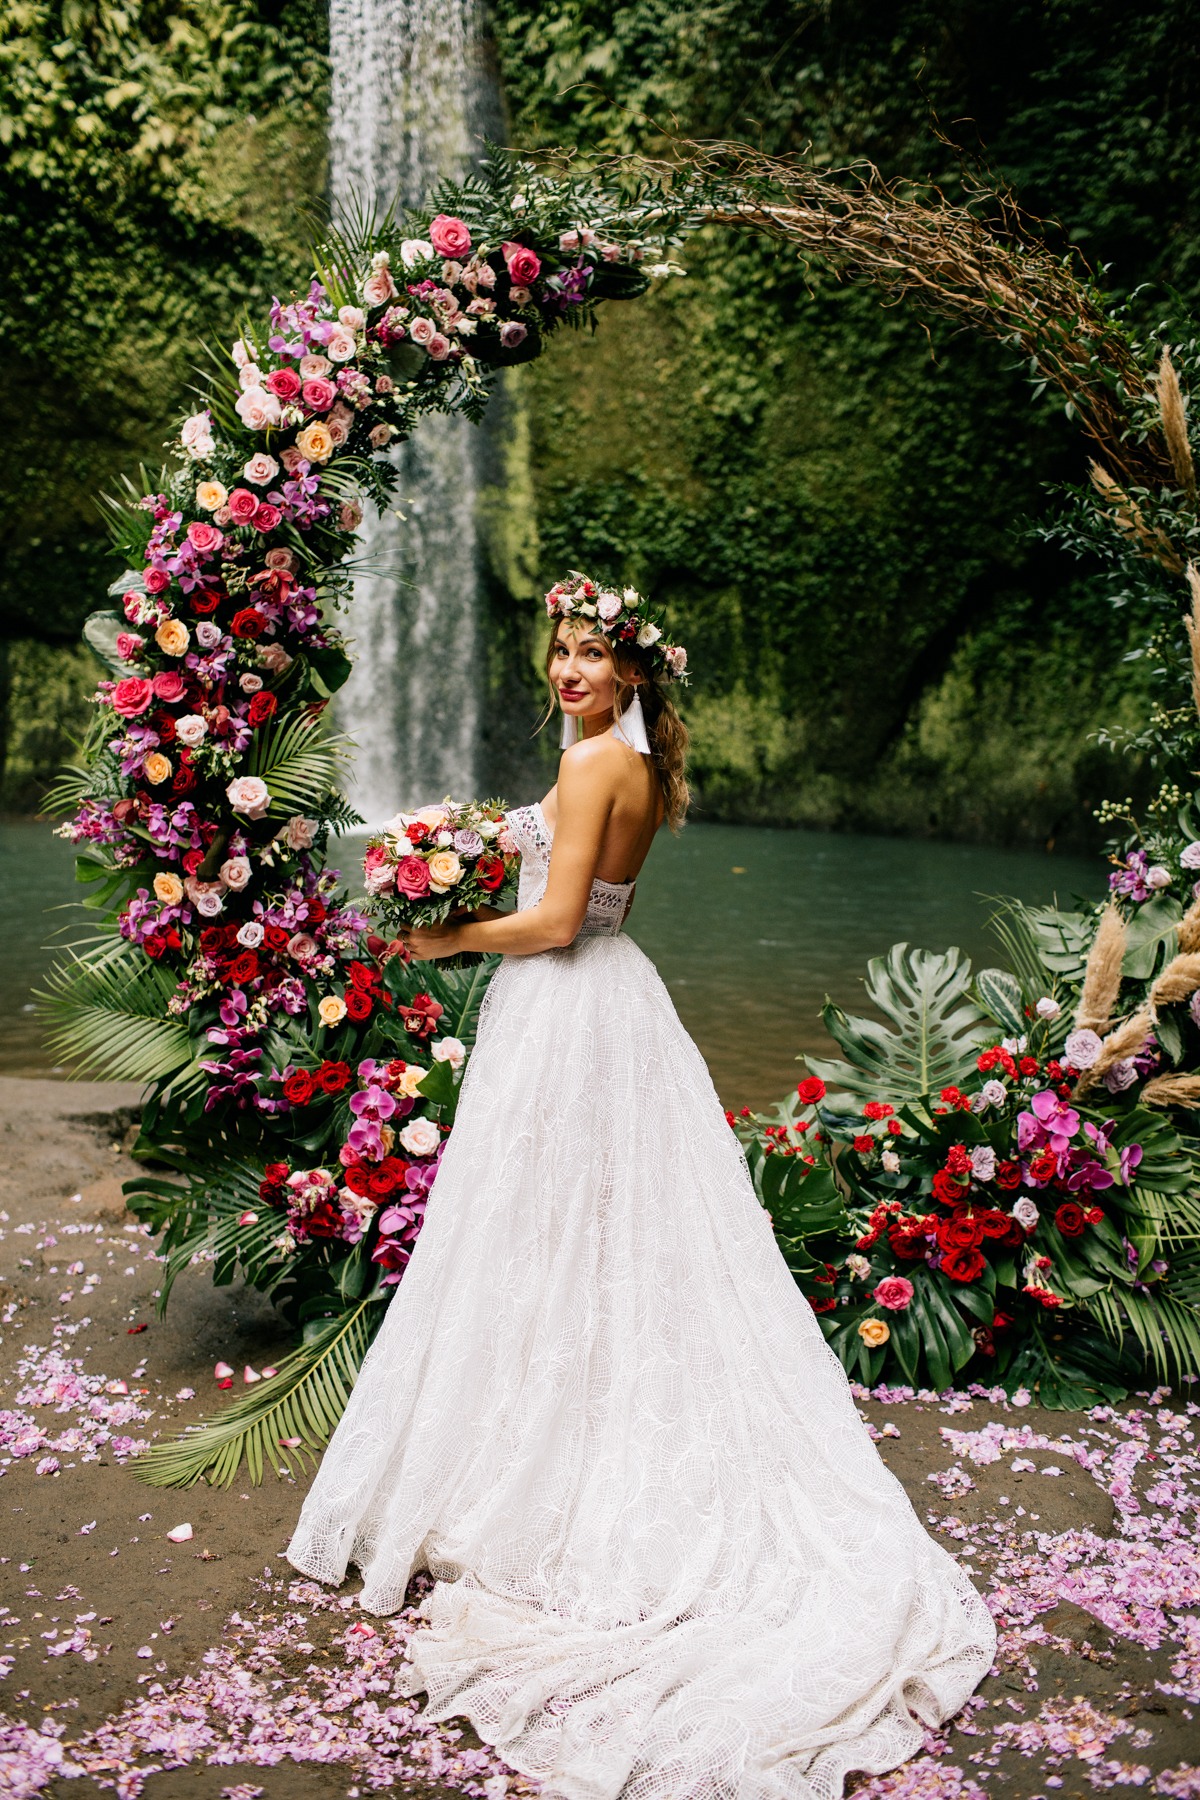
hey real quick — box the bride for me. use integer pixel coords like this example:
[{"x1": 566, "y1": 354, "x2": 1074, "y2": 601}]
[{"x1": 286, "y1": 572, "x2": 996, "y2": 1799}]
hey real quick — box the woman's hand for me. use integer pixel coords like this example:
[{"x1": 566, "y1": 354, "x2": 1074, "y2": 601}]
[{"x1": 402, "y1": 922, "x2": 464, "y2": 961}]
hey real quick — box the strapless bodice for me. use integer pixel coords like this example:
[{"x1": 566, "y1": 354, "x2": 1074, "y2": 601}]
[{"x1": 504, "y1": 802, "x2": 633, "y2": 939}]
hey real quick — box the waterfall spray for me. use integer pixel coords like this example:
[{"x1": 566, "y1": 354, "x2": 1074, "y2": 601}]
[{"x1": 329, "y1": 0, "x2": 501, "y2": 823}]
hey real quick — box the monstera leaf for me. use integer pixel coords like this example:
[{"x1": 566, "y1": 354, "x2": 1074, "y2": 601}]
[{"x1": 805, "y1": 943, "x2": 991, "y2": 1105}]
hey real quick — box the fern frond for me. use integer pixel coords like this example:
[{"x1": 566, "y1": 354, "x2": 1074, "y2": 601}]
[{"x1": 135, "y1": 1300, "x2": 384, "y2": 1488}]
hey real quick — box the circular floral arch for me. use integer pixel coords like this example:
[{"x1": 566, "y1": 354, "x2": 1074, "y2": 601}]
[{"x1": 44, "y1": 145, "x2": 1200, "y2": 1485}]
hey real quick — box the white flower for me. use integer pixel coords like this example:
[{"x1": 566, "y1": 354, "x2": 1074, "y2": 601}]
[
  {"x1": 1181, "y1": 841, "x2": 1200, "y2": 870},
  {"x1": 226, "y1": 775, "x2": 271, "y2": 819},
  {"x1": 235, "y1": 386, "x2": 282, "y2": 431},
  {"x1": 195, "y1": 621, "x2": 222, "y2": 649},
  {"x1": 1001, "y1": 1034, "x2": 1028, "y2": 1054},
  {"x1": 970, "y1": 1145, "x2": 996, "y2": 1181},
  {"x1": 1064, "y1": 1027, "x2": 1103, "y2": 1070},
  {"x1": 1035, "y1": 995, "x2": 1061, "y2": 1020},
  {"x1": 636, "y1": 622, "x2": 662, "y2": 648},
  {"x1": 431, "y1": 1036, "x2": 466, "y2": 1070},
  {"x1": 1147, "y1": 864, "x2": 1172, "y2": 889},
  {"x1": 400, "y1": 238, "x2": 434, "y2": 269},
  {"x1": 399, "y1": 1117, "x2": 440, "y2": 1157},
  {"x1": 597, "y1": 590, "x2": 622, "y2": 624},
  {"x1": 180, "y1": 411, "x2": 215, "y2": 459},
  {"x1": 881, "y1": 1149, "x2": 901, "y2": 1174},
  {"x1": 238, "y1": 362, "x2": 263, "y2": 391},
  {"x1": 175, "y1": 714, "x2": 208, "y2": 748},
  {"x1": 1012, "y1": 1198, "x2": 1040, "y2": 1232},
  {"x1": 230, "y1": 338, "x2": 253, "y2": 368},
  {"x1": 236, "y1": 921, "x2": 265, "y2": 949},
  {"x1": 845, "y1": 1254, "x2": 872, "y2": 1280}
]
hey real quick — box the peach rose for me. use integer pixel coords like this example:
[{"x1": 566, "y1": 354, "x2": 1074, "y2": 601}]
[
  {"x1": 259, "y1": 643, "x2": 293, "y2": 674},
  {"x1": 318, "y1": 995, "x2": 347, "y2": 1027},
  {"x1": 143, "y1": 752, "x2": 172, "y2": 786},
  {"x1": 338, "y1": 305, "x2": 366, "y2": 330},
  {"x1": 369, "y1": 423, "x2": 394, "y2": 447},
  {"x1": 362, "y1": 268, "x2": 398, "y2": 306},
  {"x1": 155, "y1": 619, "x2": 189, "y2": 657},
  {"x1": 196, "y1": 480, "x2": 227, "y2": 512},
  {"x1": 326, "y1": 326, "x2": 358, "y2": 362},
  {"x1": 295, "y1": 422, "x2": 334, "y2": 464},
  {"x1": 393, "y1": 1065, "x2": 427, "y2": 1098},
  {"x1": 857, "y1": 1318, "x2": 890, "y2": 1347},
  {"x1": 153, "y1": 872, "x2": 184, "y2": 905},
  {"x1": 427, "y1": 850, "x2": 462, "y2": 891},
  {"x1": 226, "y1": 775, "x2": 271, "y2": 818},
  {"x1": 284, "y1": 816, "x2": 316, "y2": 850}
]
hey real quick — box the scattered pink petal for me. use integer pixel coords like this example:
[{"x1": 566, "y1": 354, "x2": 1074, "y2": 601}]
[
  {"x1": 243, "y1": 1365, "x2": 261, "y2": 1384},
  {"x1": 166, "y1": 1522, "x2": 193, "y2": 1544},
  {"x1": 214, "y1": 1361, "x2": 234, "y2": 1379}
]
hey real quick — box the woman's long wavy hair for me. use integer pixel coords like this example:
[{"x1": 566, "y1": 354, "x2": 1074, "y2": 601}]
[{"x1": 541, "y1": 621, "x2": 690, "y2": 831}]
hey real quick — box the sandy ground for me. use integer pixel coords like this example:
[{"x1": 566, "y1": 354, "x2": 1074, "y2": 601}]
[{"x1": 0, "y1": 1077, "x2": 1198, "y2": 1797}]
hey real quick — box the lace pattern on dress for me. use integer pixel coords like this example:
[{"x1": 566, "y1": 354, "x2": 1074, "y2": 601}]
[{"x1": 505, "y1": 802, "x2": 633, "y2": 939}]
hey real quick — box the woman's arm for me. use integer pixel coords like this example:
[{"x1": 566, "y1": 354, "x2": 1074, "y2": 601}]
[{"x1": 406, "y1": 742, "x2": 616, "y2": 959}]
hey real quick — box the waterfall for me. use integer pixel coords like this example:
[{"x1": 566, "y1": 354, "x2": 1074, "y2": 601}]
[{"x1": 328, "y1": 0, "x2": 501, "y2": 824}]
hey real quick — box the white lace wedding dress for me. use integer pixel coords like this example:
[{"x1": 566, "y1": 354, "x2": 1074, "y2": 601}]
[{"x1": 287, "y1": 796, "x2": 996, "y2": 1799}]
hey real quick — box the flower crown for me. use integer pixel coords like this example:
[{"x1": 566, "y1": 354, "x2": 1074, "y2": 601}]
[{"x1": 544, "y1": 571, "x2": 688, "y2": 682}]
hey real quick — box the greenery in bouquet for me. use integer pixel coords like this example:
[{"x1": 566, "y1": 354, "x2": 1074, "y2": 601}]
[{"x1": 362, "y1": 798, "x2": 521, "y2": 967}]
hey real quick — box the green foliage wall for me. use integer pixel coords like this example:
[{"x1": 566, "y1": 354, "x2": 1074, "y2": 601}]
[
  {"x1": 493, "y1": 0, "x2": 1199, "y2": 843},
  {"x1": 0, "y1": 0, "x2": 329, "y2": 807}
]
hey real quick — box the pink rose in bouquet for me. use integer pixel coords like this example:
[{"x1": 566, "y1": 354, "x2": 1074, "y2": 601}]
[
  {"x1": 235, "y1": 386, "x2": 282, "y2": 431},
  {"x1": 152, "y1": 671, "x2": 186, "y2": 702},
  {"x1": 501, "y1": 241, "x2": 541, "y2": 286},
  {"x1": 112, "y1": 678, "x2": 154, "y2": 718},
  {"x1": 362, "y1": 267, "x2": 398, "y2": 306},
  {"x1": 180, "y1": 410, "x2": 215, "y2": 458},
  {"x1": 499, "y1": 321, "x2": 527, "y2": 348},
  {"x1": 364, "y1": 844, "x2": 396, "y2": 894},
  {"x1": 115, "y1": 632, "x2": 144, "y2": 662},
  {"x1": 326, "y1": 325, "x2": 358, "y2": 362},
  {"x1": 243, "y1": 453, "x2": 279, "y2": 486},
  {"x1": 227, "y1": 488, "x2": 259, "y2": 526},
  {"x1": 299, "y1": 353, "x2": 330, "y2": 379},
  {"x1": 266, "y1": 368, "x2": 302, "y2": 402},
  {"x1": 187, "y1": 520, "x2": 223, "y2": 555},
  {"x1": 395, "y1": 855, "x2": 432, "y2": 899},
  {"x1": 226, "y1": 775, "x2": 271, "y2": 819},
  {"x1": 143, "y1": 568, "x2": 169, "y2": 594},
  {"x1": 264, "y1": 547, "x2": 297, "y2": 572},
  {"x1": 429, "y1": 214, "x2": 472, "y2": 258},
  {"x1": 253, "y1": 503, "x2": 282, "y2": 533},
  {"x1": 301, "y1": 377, "x2": 337, "y2": 412},
  {"x1": 873, "y1": 1276, "x2": 915, "y2": 1311}
]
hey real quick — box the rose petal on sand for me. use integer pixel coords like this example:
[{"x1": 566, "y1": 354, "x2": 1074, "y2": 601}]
[{"x1": 166, "y1": 1522, "x2": 193, "y2": 1543}]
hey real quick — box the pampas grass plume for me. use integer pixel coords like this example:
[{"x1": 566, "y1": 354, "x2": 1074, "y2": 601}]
[
  {"x1": 1179, "y1": 889, "x2": 1200, "y2": 954},
  {"x1": 1150, "y1": 951, "x2": 1200, "y2": 1007},
  {"x1": 1157, "y1": 348, "x2": 1197, "y2": 502},
  {"x1": 1140, "y1": 1072, "x2": 1200, "y2": 1109},
  {"x1": 1074, "y1": 902, "x2": 1127, "y2": 1032}
]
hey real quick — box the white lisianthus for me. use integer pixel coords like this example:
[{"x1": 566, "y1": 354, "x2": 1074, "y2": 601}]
[
  {"x1": 431, "y1": 1036, "x2": 466, "y2": 1071},
  {"x1": 844, "y1": 1254, "x2": 872, "y2": 1280},
  {"x1": 881, "y1": 1149, "x2": 901, "y2": 1174},
  {"x1": 399, "y1": 1117, "x2": 441, "y2": 1157}
]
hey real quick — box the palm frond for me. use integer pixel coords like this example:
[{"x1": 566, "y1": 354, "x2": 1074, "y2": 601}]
[
  {"x1": 36, "y1": 951, "x2": 198, "y2": 1086},
  {"x1": 1086, "y1": 1285, "x2": 1200, "y2": 1385},
  {"x1": 805, "y1": 943, "x2": 991, "y2": 1103},
  {"x1": 135, "y1": 1299, "x2": 384, "y2": 1488},
  {"x1": 246, "y1": 714, "x2": 351, "y2": 819}
]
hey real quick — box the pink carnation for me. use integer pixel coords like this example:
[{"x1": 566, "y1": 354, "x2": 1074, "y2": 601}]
[{"x1": 394, "y1": 855, "x2": 432, "y2": 899}]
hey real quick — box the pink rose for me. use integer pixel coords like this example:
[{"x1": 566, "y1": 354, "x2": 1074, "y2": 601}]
[
  {"x1": 326, "y1": 325, "x2": 357, "y2": 362},
  {"x1": 369, "y1": 423, "x2": 394, "y2": 447},
  {"x1": 339, "y1": 500, "x2": 363, "y2": 531},
  {"x1": 115, "y1": 632, "x2": 144, "y2": 662},
  {"x1": 111, "y1": 678, "x2": 154, "y2": 718},
  {"x1": 362, "y1": 270, "x2": 397, "y2": 307},
  {"x1": 186, "y1": 520, "x2": 223, "y2": 556},
  {"x1": 227, "y1": 488, "x2": 258, "y2": 526},
  {"x1": 234, "y1": 386, "x2": 282, "y2": 431},
  {"x1": 180, "y1": 410, "x2": 215, "y2": 458},
  {"x1": 499, "y1": 321, "x2": 527, "y2": 348},
  {"x1": 362, "y1": 844, "x2": 395, "y2": 893},
  {"x1": 253, "y1": 503, "x2": 282, "y2": 533},
  {"x1": 425, "y1": 334, "x2": 450, "y2": 362},
  {"x1": 375, "y1": 374, "x2": 394, "y2": 395},
  {"x1": 501, "y1": 241, "x2": 541, "y2": 286},
  {"x1": 286, "y1": 931, "x2": 318, "y2": 961},
  {"x1": 301, "y1": 377, "x2": 336, "y2": 412},
  {"x1": 429, "y1": 214, "x2": 472, "y2": 259},
  {"x1": 152, "y1": 671, "x2": 186, "y2": 702},
  {"x1": 264, "y1": 548, "x2": 297, "y2": 571},
  {"x1": 266, "y1": 368, "x2": 302, "y2": 402},
  {"x1": 280, "y1": 446, "x2": 306, "y2": 474},
  {"x1": 226, "y1": 775, "x2": 271, "y2": 818},
  {"x1": 873, "y1": 1276, "x2": 915, "y2": 1312},
  {"x1": 219, "y1": 856, "x2": 252, "y2": 891},
  {"x1": 143, "y1": 568, "x2": 169, "y2": 594},
  {"x1": 394, "y1": 855, "x2": 432, "y2": 899},
  {"x1": 213, "y1": 505, "x2": 233, "y2": 526},
  {"x1": 259, "y1": 643, "x2": 293, "y2": 674},
  {"x1": 559, "y1": 229, "x2": 580, "y2": 252},
  {"x1": 299, "y1": 353, "x2": 330, "y2": 379},
  {"x1": 476, "y1": 263, "x2": 496, "y2": 290},
  {"x1": 408, "y1": 316, "x2": 434, "y2": 346}
]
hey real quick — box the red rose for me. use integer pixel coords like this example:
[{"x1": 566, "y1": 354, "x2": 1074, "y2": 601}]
[
  {"x1": 227, "y1": 488, "x2": 259, "y2": 526},
  {"x1": 887, "y1": 1220, "x2": 929, "y2": 1261},
  {"x1": 111, "y1": 677, "x2": 155, "y2": 718},
  {"x1": 863, "y1": 1101, "x2": 895, "y2": 1120},
  {"x1": 306, "y1": 898, "x2": 327, "y2": 926},
  {"x1": 200, "y1": 926, "x2": 226, "y2": 954},
  {"x1": 348, "y1": 961, "x2": 379, "y2": 994},
  {"x1": 344, "y1": 988, "x2": 374, "y2": 1022},
  {"x1": 283, "y1": 1069, "x2": 316, "y2": 1106},
  {"x1": 367, "y1": 1157, "x2": 408, "y2": 1199},
  {"x1": 979, "y1": 1209, "x2": 1012, "y2": 1239},
  {"x1": 248, "y1": 691, "x2": 277, "y2": 726},
  {"x1": 995, "y1": 1160, "x2": 1022, "y2": 1190},
  {"x1": 155, "y1": 710, "x2": 177, "y2": 744},
  {"x1": 1085, "y1": 1206, "x2": 1105, "y2": 1225},
  {"x1": 342, "y1": 1163, "x2": 373, "y2": 1197},
  {"x1": 172, "y1": 761, "x2": 197, "y2": 794},
  {"x1": 476, "y1": 854, "x2": 505, "y2": 891},
  {"x1": 266, "y1": 367, "x2": 302, "y2": 402},
  {"x1": 1054, "y1": 1201, "x2": 1087, "y2": 1238},
  {"x1": 941, "y1": 1245, "x2": 987, "y2": 1283},
  {"x1": 253, "y1": 503, "x2": 282, "y2": 534},
  {"x1": 303, "y1": 1198, "x2": 343, "y2": 1239},
  {"x1": 264, "y1": 924, "x2": 289, "y2": 952},
  {"x1": 318, "y1": 1059, "x2": 352, "y2": 1094},
  {"x1": 258, "y1": 1162, "x2": 289, "y2": 1202},
  {"x1": 227, "y1": 950, "x2": 260, "y2": 985},
  {"x1": 231, "y1": 608, "x2": 267, "y2": 639},
  {"x1": 190, "y1": 589, "x2": 222, "y2": 615},
  {"x1": 932, "y1": 1168, "x2": 968, "y2": 1206},
  {"x1": 142, "y1": 933, "x2": 166, "y2": 960},
  {"x1": 937, "y1": 1211, "x2": 986, "y2": 1251},
  {"x1": 796, "y1": 1077, "x2": 826, "y2": 1106},
  {"x1": 1028, "y1": 1148, "x2": 1060, "y2": 1184}
]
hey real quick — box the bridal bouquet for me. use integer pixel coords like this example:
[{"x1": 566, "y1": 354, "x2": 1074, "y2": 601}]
[{"x1": 363, "y1": 799, "x2": 520, "y2": 965}]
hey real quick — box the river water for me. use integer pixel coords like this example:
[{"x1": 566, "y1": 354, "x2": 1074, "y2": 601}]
[{"x1": 1, "y1": 820, "x2": 1101, "y2": 1107}]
